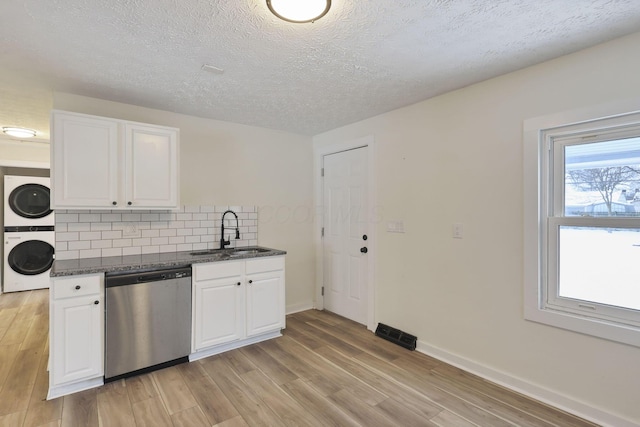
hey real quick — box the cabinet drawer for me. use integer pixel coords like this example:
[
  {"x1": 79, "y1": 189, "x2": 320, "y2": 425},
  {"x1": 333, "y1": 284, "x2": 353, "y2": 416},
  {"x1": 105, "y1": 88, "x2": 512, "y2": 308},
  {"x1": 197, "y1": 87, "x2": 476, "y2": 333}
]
[
  {"x1": 52, "y1": 275, "x2": 102, "y2": 299},
  {"x1": 194, "y1": 260, "x2": 243, "y2": 282},
  {"x1": 246, "y1": 256, "x2": 285, "y2": 274}
]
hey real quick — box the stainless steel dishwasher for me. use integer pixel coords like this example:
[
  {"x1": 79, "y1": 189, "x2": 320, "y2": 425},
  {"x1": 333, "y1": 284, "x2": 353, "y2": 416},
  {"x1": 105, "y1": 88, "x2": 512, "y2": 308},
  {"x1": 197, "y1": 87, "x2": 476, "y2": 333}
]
[{"x1": 105, "y1": 265, "x2": 192, "y2": 381}]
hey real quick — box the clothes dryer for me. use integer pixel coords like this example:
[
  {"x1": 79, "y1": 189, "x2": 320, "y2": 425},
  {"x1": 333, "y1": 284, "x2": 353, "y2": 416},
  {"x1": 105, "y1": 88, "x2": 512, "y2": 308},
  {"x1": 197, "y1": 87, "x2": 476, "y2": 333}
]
[
  {"x1": 3, "y1": 229, "x2": 55, "y2": 292},
  {"x1": 4, "y1": 175, "x2": 54, "y2": 227}
]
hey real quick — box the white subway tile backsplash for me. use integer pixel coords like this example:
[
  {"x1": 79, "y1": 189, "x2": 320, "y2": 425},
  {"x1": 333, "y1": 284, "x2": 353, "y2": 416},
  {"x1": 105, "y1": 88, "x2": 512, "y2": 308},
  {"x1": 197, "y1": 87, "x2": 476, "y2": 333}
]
[
  {"x1": 79, "y1": 231, "x2": 101, "y2": 241},
  {"x1": 91, "y1": 223, "x2": 112, "y2": 231},
  {"x1": 101, "y1": 231, "x2": 122, "y2": 240},
  {"x1": 132, "y1": 237, "x2": 151, "y2": 246},
  {"x1": 101, "y1": 213, "x2": 122, "y2": 222},
  {"x1": 79, "y1": 213, "x2": 101, "y2": 222},
  {"x1": 68, "y1": 223, "x2": 91, "y2": 232},
  {"x1": 122, "y1": 246, "x2": 141, "y2": 256},
  {"x1": 56, "y1": 213, "x2": 79, "y2": 223},
  {"x1": 57, "y1": 250, "x2": 78, "y2": 260},
  {"x1": 141, "y1": 229, "x2": 160, "y2": 238},
  {"x1": 200, "y1": 235, "x2": 215, "y2": 243},
  {"x1": 55, "y1": 205, "x2": 258, "y2": 259},
  {"x1": 91, "y1": 239, "x2": 112, "y2": 249},
  {"x1": 141, "y1": 213, "x2": 159, "y2": 221},
  {"x1": 69, "y1": 241, "x2": 90, "y2": 250},
  {"x1": 57, "y1": 232, "x2": 79, "y2": 242},
  {"x1": 102, "y1": 248, "x2": 123, "y2": 257},
  {"x1": 159, "y1": 228, "x2": 177, "y2": 237},
  {"x1": 113, "y1": 239, "x2": 133, "y2": 248},
  {"x1": 141, "y1": 246, "x2": 160, "y2": 254},
  {"x1": 169, "y1": 221, "x2": 185, "y2": 229},
  {"x1": 151, "y1": 237, "x2": 169, "y2": 246},
  {"x1": 185, "y1": 235, "x2": 201, "y2": 244},
  {"x1": 193, "y1": 228, "x2": 208, "y2": 236},
  {"x1": 80, "y1": 249, "x2": 101, "y2": 258}
]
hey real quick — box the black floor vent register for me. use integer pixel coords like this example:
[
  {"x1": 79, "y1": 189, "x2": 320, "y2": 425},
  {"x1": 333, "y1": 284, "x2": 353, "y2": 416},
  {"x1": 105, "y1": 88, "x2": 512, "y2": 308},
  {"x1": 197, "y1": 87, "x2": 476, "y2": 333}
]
[{"x1": 375, "y1": 323, "x2": 417, "y2": 351}]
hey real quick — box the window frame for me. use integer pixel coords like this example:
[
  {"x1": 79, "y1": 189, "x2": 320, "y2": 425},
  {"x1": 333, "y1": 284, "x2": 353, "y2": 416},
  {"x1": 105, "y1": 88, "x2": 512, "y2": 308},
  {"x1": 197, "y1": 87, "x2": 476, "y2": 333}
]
[{"x1": 524, "y1": 104, "x2": 640, "y2": 348}]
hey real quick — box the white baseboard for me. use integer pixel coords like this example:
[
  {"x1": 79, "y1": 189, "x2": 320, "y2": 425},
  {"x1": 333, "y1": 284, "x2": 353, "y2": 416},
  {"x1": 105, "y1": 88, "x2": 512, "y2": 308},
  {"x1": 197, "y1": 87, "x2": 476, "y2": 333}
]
[
  {"x1": 189, "y1": 331, "x2": 282, "y2": 362},
  {"x1": 416, "y1": 340, "x2": 636, "y2": 427},
  {"x1": 47, "y1": 376, "x2": 103, "y2": 400},
  {"x1": 286, "y1": 301, "x2": 314, "y2": 315}
]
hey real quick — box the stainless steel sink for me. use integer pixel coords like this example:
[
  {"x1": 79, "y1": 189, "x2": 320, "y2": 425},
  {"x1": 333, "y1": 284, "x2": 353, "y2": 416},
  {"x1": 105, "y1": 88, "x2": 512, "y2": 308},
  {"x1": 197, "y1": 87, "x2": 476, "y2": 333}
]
[
  {"x1": 228, "y1": 247, "x2": 271, "y2": 257},
  {"x1": 189, "y1": 249, "x2": 222, "y2": 256},
  {"x1": 189, "y1": 247, "x2": 271, "y2": 257}
]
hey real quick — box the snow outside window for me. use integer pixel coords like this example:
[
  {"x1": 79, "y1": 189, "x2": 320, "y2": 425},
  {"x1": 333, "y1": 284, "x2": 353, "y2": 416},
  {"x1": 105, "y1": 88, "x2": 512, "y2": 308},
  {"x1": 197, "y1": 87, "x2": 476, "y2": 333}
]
[{"x1": 524, "y1": 108, "x2": 640, "y2": 347}]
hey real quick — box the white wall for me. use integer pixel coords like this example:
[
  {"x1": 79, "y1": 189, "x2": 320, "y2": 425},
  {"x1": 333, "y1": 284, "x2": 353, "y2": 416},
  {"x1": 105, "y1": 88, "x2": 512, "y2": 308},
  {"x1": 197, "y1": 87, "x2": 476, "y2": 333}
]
[
  {"x1": 313, "y1": 31, "x2": 640, "y2": 425},
  {"x1": 0, "y1": 138, "x2": 50, "y2": 167},
  {"x1": 53, "y1": 93, "x2": 315, "y2": 312}
]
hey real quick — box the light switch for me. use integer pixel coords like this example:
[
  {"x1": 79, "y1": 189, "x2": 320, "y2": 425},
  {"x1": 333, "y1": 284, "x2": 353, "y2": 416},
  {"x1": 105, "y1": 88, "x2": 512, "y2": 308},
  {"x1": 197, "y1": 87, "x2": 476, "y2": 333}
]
[
  {"x1": 453, "y1": 223, "x2": 463, "y2": 239},
  {"x1": 386, "y1": 220, "x2": 405, "y2": 233}
]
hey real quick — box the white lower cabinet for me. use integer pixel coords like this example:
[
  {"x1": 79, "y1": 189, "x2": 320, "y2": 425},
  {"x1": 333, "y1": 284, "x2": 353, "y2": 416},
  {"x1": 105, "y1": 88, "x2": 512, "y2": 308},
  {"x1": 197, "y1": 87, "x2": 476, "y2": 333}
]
[
  {"x1": 48, "y1": 274, "x2": 104, "y2": 399},
  {"x1": 191, "y1": 256, "x2": 285, "y2": 359}
]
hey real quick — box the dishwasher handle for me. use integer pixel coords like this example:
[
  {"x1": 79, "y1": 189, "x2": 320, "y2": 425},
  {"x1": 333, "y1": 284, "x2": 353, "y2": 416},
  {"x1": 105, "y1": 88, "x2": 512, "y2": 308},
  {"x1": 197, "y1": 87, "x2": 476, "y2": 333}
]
[
  {"x1": 106, "y1": 266, "x2": 192, "y2": 288},
  {"x1": 139, "y1": 274, "x2": 167, "y2": 282}
]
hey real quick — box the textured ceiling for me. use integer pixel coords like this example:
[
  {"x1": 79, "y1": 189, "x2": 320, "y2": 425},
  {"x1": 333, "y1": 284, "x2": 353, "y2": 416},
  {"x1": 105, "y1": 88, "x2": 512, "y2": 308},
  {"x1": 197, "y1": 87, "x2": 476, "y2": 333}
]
[{"x1": 1, "y1": 0, "x2": 640, "y2": 140}]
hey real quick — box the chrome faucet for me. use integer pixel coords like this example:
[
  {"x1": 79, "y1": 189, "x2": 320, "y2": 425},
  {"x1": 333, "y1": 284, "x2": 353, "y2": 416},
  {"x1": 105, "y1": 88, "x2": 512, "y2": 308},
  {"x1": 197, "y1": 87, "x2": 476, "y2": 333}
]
[{"x1": 220, "y1": 210, "x2": 240, "y2": 249}]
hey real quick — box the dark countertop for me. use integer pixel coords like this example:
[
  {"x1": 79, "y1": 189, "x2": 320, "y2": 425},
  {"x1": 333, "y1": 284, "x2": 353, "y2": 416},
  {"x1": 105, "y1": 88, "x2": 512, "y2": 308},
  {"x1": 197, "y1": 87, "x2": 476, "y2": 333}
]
[{"x1": 50, "y1": 246, "x2": 286, "y2": 277}]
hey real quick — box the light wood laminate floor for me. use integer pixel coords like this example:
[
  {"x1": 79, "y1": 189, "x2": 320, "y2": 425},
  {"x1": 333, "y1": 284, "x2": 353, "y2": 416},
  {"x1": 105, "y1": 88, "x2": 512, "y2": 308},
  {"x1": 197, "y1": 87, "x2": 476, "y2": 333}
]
[{"x1": 0, "y1": 289, "x2": 598, "y2": 427}]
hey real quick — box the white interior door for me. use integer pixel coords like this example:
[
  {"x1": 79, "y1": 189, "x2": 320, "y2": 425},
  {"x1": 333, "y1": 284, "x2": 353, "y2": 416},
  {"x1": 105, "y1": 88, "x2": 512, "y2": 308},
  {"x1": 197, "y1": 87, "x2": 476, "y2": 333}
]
[{"x1": 323, "y1": 147, "x2": 369, "y2": 324}]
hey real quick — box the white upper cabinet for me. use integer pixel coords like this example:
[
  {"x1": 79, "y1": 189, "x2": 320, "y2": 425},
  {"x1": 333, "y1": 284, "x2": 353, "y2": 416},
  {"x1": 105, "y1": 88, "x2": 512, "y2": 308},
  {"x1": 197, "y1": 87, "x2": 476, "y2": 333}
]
[
  {"x1": 124, "y1": 123, "x2": 179, "y2": 208},
  {"x1": 51, "y1": 110, "x2": 180, "y2": 210}
]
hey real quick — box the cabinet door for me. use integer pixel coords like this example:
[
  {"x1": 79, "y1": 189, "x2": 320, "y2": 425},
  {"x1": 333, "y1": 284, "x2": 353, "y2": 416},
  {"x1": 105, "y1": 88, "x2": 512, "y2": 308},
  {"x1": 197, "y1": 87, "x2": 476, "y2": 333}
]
[
  {"x1": 51, "y1": 295, "x2": 103, "y2": 386},
  {"x1": 124, "y1": 123, "x2": 179, "y2": 208},
  {"x1": 193, "y1": 276, "x2": 245, "y2": 350},
  {"x1": 246, "y1": 269, "x2": 285, "y2": 337},
  {"x1": 51, "y1": 112, "x2": 119, "y2": 208}
]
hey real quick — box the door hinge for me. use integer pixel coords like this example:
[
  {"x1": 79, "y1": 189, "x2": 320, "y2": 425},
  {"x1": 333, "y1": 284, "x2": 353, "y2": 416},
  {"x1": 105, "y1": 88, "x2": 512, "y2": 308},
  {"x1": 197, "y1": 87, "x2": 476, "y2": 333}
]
[
  {"x1": 321, "y1": 227, "x2": 324, "y2": 237},
  {"x1": 321, "y1": 286, "x2": 324, "y2": 296},
  {"x1": 321, "y1": 168, "x2": 324, "y2": 177}
]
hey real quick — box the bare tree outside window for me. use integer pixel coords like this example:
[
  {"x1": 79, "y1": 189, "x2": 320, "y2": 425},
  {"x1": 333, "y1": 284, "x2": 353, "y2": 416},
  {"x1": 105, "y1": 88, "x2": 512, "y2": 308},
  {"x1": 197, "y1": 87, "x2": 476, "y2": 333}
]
[{"x1": 567, "y1": 166, "x2": 640, "y2": 215}]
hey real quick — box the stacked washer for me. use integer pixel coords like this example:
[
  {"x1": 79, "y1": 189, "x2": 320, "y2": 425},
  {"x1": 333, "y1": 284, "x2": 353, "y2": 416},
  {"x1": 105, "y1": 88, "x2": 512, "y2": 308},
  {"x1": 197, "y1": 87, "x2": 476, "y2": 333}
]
[{"x1": 3, "y1": 176, "x2": 55, "y2": 292}]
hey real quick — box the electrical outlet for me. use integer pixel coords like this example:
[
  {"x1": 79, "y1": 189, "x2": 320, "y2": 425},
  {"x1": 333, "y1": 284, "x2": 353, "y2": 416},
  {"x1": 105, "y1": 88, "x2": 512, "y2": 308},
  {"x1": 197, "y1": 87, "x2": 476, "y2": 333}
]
[{"x1": 123, "y1": 223, "x2": 140, "y2": 238}]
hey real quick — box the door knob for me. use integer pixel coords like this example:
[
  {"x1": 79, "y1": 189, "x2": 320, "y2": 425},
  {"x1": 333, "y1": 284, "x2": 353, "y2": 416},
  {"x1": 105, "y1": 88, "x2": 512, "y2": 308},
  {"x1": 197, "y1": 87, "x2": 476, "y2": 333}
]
[
  {"x1": 363, "y1": 235, "x2": 368, "y2": 241},
  {"x1": 360, "y1": 247, "x2": 368, "y2": 253}
]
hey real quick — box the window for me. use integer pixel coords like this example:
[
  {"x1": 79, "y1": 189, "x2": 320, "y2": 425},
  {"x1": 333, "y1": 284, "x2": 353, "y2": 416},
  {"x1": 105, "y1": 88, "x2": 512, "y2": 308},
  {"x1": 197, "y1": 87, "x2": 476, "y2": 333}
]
[{"x1": 524, "y1": 107, "x2": 640, "y2": 347}]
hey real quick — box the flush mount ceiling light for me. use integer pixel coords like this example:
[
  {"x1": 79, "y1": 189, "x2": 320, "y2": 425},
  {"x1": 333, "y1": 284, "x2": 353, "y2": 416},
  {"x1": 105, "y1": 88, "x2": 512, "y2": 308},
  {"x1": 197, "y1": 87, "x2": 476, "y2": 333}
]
[
  {"x1": 266, "y1": 0, "x2": 331, "y2": 23},
  {"x1": 2, "y1": 127, "x2": 36, "y2": 138}
]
